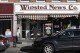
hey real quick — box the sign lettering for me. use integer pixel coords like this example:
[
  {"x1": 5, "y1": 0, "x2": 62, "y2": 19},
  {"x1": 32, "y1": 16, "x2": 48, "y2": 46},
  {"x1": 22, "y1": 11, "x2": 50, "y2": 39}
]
[{"x1": 20, "y1": 4, "x2": 78, "y2": 11}]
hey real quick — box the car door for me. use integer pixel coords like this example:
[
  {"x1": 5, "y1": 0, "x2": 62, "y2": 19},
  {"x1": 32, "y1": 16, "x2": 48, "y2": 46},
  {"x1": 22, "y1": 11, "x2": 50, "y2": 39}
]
[
  {"x1": 72, "y1": 30, "x2": 80, "y2": 48},
  {"x1": 55, "y1": 31, "x2": 73, "y2": 48}
]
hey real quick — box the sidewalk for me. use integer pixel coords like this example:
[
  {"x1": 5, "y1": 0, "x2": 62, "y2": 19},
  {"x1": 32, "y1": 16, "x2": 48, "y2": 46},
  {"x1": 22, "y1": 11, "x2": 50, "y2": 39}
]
[
  {"x1": 10, "y1": 39, "x2": 33, "y2": 48},
  {"x1": 0, "y1": 39, "x2": 34, "y2": 53}
]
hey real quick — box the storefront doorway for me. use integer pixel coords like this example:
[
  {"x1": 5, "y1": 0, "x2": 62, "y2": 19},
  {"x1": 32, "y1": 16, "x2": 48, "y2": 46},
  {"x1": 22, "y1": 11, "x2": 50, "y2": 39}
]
[
  {"x1": 21, "y1": 19, "x2": 30, "y2": 38},
  {"x1": 30, "y1": 20, "x2": 43, "y2": 39}
]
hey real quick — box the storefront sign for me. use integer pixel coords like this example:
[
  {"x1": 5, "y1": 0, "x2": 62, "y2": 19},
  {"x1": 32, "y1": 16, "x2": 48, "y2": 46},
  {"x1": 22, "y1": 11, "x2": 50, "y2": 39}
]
[
  {"x1": 20, "y1": 4, "x2": 77, "y2": 10},
  {"x1": 15, "y1": 3, "x2": 80, "y2": 14},
  {"x1": 0, "y1": 3, "x2": 13, "y2": 14}
]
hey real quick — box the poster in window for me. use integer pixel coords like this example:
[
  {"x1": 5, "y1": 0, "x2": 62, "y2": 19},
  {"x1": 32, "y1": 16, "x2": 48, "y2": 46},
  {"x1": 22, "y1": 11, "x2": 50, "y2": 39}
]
[
  {"x1": 45, "y1": 23, "x2": 52, "y2": 35},
  {"x1": 5, "y1": 29, "x2": 12, "y2": 37}
]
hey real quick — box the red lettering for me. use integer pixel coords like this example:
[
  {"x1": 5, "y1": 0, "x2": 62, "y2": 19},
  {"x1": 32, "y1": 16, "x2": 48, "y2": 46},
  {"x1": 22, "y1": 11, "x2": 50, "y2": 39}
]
[
  {"x1": 49, "y1": 5, "x2": 66, "y2": 10},
  {"x1": 20, "y1": 5, "x2": 28, "y2": 10}
]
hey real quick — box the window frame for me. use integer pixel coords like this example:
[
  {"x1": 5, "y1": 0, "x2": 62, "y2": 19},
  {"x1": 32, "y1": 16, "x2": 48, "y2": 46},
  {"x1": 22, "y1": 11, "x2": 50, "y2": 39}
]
[
  {"x1": 67, "y1": 0, "x2": 76, "y2": 2},
  {"x1": 52, "y1": 0, "x2": 61, "y2": 2},
  {"x1": 0, "y1": 0, "x2": 8, "y2": 2},
  {"x1": 20, "y1": 0, "x2": 29, "y2": 2}
]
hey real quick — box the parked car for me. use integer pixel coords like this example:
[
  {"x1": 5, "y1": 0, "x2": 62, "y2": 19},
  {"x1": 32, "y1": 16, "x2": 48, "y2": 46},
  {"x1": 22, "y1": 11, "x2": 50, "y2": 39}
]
[
  {"x1": 32, "y1": 29, "x2": 80, "y2": 53},
  {"x1": 0, "y1": 35, "x2": 10, "y2": 51}
]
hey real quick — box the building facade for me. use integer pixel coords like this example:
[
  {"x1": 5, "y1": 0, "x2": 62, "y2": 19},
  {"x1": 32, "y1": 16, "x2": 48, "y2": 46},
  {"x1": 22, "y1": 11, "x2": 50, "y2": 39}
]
[
  {"x1": 1, "y1": 0, "x2": 80, "y2": 40},
  {"x1": 0, "y1": 3, "x2": 13, "y2": 41},
  {"x1": 14, "y1": 3, "x2": 80, "y2": 40}
]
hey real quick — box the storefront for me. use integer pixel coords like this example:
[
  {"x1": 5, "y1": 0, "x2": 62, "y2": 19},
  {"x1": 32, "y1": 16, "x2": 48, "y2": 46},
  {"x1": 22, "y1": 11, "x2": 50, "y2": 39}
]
[
  {"x1": 14, "y1": 3, "x2": 80, "y2": 39},
  {"x1": 0, "y1": 3, "x2": 13, "y2": 41}
]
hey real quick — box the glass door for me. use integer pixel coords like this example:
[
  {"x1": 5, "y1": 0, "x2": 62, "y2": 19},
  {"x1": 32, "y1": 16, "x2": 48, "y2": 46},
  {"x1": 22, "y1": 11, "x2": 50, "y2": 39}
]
[{"x1": 22, "y1": 19, "x2": 26, "y2": 38}]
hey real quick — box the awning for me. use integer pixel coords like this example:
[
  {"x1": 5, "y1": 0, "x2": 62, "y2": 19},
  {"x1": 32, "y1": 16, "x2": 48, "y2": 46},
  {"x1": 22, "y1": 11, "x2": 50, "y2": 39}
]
[
  {"x1": 0, "y1": 15, "x2": 13, "y2": 18},
  {"x1": 17, "y1": 14, "x2": 48, "y2": 20},
  {"x1": 50, "y1": 14, "x2": 78, "y2": 18},
  {"x1": 17, "y1": 14, "x2": 79, "y2": 20}
]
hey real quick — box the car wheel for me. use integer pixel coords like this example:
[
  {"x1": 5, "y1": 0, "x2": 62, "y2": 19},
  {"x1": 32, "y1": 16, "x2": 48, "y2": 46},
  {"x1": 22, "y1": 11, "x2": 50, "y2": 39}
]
[{"x1": 43, "y1": 44, "x2": 54, "y2": 53}]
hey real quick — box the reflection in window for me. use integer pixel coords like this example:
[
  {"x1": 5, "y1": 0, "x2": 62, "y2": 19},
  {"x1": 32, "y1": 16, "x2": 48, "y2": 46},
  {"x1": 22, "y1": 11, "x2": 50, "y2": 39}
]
[
  {"x1": 53, "y1": 0, "x2": 60, "y2": 1},
  {"x1": 61, "y1": 31, "x2": 72, "y2": 37},
  {"x1": 20, "y1": 0, "x2": 29, "y2": 2}
]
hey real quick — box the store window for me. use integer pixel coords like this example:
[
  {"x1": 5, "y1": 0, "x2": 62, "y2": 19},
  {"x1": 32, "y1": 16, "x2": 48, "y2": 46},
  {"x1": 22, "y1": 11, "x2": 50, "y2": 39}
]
[
  {"x1": 36, "y1": 0, "x2": 45, "y2": 2},
  {"x1": 0, "y1": 0, "x2": 8, "y2": 2},
  {"x1": 20, "y1": 0, "x2": 29, "y2": 2},
  {"x1": 52, "y1": 0, "x2": 61, "y2": 2},
  {"x1": 67, "y1": 0, "x2": 76, "y2": 2},
  {"x1": 0, "y1": 20, "x2": 11, "y2": 36}
]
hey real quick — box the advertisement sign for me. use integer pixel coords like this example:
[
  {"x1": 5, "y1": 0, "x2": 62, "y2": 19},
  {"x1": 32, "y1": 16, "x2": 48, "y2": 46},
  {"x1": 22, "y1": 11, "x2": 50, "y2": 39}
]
[
  {"x1": 44, "y1": 23, "x2": 52, "y2": 35},
  {"x1": 15, "y1": 3, "x2": 80, "y2": 14}
]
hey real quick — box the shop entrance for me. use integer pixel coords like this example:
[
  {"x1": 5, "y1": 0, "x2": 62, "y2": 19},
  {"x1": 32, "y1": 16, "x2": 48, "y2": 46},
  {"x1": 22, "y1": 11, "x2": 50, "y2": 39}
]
[
  {"x1": 30, "y1": 20, "x2": 43, "y2": 39},
  {"x1": 22, "y1": 19, "x2": 30, "y2": 38}
]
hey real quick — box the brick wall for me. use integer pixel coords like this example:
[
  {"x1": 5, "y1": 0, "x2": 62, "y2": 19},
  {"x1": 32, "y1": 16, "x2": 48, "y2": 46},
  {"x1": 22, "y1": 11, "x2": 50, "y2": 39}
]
[
  {"x1": 77, "y1": 0, "x2": 80, "y2": 2},
  {"x1": 61, "y1": 0, "x2": 67, "y2": 2},
  {"x1": 45, "y1": 0, "x2": 52, "y2": 2},
  {"x1": 29, "y1": 0, "x2": 36, "y2": 2},
  {"x1": 8, "y1": 0, "x2": 20, "y2": 2}
]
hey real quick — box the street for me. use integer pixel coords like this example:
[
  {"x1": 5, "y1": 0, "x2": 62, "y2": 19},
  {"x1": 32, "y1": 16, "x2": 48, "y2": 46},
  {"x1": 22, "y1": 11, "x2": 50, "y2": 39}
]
[
  {"x1": 0, "y1": 46, "x2": 80, "y2": 53},
  {"x1": 0, "y1": 39, "x2": 80, "y2": 53}
]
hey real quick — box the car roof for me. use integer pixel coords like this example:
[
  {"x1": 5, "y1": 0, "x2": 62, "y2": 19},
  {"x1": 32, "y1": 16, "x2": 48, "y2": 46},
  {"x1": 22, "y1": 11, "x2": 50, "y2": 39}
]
[{"x1": 65, "y1": 29, "x2": 80, "y2": 31}]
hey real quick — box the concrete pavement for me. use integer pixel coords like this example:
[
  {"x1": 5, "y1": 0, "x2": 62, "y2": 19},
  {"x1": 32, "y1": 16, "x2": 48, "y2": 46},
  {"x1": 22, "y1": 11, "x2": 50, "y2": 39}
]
[{"x1": 0, "y1": 39, "x2": 34, "y2": 53}]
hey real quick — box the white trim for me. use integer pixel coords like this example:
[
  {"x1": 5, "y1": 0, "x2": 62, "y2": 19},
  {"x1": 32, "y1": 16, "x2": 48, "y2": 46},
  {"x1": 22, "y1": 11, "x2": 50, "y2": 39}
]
[
  {"x1": 67, "y1": 0, "x2": 76, "y2": 2},
  {"x1": 20, "y1": 0, "x2": 29, "y2": 2},
  {"x1": 14, "y1": 2, "x2": 80, "y2": 5}
]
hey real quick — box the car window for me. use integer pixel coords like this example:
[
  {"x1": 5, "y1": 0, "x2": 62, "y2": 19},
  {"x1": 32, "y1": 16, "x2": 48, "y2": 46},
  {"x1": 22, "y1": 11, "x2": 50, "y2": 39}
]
[
  {"x1": 73, "y1": 31, "x2": 80, "y2": 37},
  {"x1": 59, "y1": 31, "x2": 73, "y2": 38}
]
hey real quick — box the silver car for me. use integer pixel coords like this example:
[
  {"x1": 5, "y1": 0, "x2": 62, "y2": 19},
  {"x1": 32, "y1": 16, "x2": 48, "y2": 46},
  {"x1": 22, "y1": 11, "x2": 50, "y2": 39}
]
[{"x1": 0, "y1": 35, "x2": 10, "y2": 50}]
